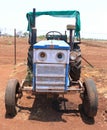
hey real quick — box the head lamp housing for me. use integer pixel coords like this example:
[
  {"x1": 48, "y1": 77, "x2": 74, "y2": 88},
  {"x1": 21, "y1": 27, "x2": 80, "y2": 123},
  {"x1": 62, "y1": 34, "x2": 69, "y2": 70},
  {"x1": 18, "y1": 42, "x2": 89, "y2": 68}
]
[{"x1": 70, "y1": 51, "x2": 78, "y2": 61}]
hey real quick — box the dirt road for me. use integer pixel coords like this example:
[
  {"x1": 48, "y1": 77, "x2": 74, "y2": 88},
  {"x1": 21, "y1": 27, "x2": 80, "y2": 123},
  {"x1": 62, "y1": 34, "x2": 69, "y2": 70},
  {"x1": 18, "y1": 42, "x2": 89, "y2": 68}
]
[{"x1": 0, "y1": 37, "x2": 107, "y2": 130}]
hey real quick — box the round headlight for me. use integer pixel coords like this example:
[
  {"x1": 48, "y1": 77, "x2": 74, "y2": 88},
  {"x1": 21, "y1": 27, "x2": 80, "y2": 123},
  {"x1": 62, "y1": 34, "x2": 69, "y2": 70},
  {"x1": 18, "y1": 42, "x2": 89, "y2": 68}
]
[
  {"x1": 70, "y1": 51, "x2": 77, "y2": 61},
  {"x1": 38, "y1": 51, "x2": 47, "y2": 61},
  {"x1": 56, "y1": 52, "x2": 65, "y2": 62}
]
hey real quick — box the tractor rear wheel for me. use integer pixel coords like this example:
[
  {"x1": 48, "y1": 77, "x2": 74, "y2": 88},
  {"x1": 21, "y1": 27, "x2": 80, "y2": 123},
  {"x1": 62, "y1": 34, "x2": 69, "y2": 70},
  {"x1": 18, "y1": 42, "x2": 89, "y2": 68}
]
[
  {"x1": 27, "y1": 45, "x2": 33, "y2": 71},
  {"x1": 70, "y1": 45, "x2": 81, "y2": 81},
  {"x1": 82, "y1": 78, "x2": 98, "y2": 118},
  {"x1": 5, "y1": 79, "x2": 21, "y2": 116}
]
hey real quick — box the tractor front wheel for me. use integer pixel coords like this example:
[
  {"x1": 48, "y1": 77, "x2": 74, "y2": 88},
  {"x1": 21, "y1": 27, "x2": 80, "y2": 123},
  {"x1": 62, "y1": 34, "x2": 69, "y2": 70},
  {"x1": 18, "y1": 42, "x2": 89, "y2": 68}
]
[
  {"x1": 5, "y1": 79, "x2": 21, "y2": 116},
  {"x1": 82, "y1": 78, "x2": 98, "y2": 118}
]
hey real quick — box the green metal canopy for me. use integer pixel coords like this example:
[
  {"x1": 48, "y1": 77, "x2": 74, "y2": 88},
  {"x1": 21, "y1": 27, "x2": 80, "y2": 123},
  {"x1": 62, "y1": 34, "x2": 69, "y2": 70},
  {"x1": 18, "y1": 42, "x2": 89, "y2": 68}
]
[{"x1": 26, "y1": 10, "x2": 81, "y2": 38}]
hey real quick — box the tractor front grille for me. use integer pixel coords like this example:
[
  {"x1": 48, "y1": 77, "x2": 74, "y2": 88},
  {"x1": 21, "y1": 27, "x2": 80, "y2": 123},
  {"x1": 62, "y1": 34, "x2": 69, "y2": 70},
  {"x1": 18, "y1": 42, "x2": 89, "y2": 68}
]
[{"x1": 35, "y1": 64, "x2": 66, "y2": 92}]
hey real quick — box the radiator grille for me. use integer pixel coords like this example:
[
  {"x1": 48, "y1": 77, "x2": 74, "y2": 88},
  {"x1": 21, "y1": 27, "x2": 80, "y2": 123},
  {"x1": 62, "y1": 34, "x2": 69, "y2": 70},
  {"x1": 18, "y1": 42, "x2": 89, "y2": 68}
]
[
  {"x1": 36, "y1": 64, "x2": 65, "y2": 76},
  {"x1": 35, "y1": 64, "x2": 66, "y2": 92},
  {"x1": 36, "y1": 77, "x2": 65, "y2": 83}
]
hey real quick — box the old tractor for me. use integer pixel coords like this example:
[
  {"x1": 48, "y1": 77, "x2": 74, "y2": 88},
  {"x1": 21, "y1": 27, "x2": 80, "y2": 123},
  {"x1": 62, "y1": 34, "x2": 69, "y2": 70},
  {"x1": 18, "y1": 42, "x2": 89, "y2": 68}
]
[{"x1": 5, "y1": 9, "x2": 98, "y2": 118}]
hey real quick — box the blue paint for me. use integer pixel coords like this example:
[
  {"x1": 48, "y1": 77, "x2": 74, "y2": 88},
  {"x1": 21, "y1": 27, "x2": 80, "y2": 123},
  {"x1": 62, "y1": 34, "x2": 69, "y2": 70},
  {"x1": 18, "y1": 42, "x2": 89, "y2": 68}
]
[
  {"x1": 33, "y1": 64, "x2": 36, "y2": 91},
  {"x1": 33, "y1": 40, "x2": 70, "y2": 50},
  {"x1": 65, "y1": 64, "x2": 69, "y2": 91}
]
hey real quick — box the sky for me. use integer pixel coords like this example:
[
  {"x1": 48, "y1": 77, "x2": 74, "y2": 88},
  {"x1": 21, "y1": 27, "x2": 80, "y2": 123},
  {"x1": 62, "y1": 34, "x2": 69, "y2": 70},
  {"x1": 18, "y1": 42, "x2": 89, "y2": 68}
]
[{"x1": 0, "y1": 0, "x2": 107, "y2": 39}]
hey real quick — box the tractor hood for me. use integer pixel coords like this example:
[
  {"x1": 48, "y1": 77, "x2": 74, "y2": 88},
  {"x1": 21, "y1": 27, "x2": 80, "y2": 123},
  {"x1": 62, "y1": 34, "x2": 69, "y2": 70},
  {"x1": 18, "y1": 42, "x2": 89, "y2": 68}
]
[
  {"x1": 33, "y1": 40, "x2": 70, "y2": 50},
  {"x1": 26, "y1": 10, "x2": 81, "y2": 38}
]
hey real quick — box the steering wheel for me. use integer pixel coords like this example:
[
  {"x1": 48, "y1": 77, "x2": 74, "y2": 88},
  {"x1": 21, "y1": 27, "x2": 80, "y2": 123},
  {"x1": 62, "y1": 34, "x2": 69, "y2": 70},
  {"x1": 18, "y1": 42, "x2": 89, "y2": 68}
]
[{"x1": 46, "y1": 31, "x2": 62, "y2": 40}]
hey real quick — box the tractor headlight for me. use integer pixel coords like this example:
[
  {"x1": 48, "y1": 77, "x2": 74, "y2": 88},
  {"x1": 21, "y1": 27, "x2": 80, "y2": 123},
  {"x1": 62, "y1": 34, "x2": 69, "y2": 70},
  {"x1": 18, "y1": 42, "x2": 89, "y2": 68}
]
[
  {"x1": 38, "y1": 51, "x2": 47, "y2": 61},
  {"x1": 70, "y1": 51, "x2": 77, "y2": 61},
  {"x1": 56, "y1": 52, "x2": 65, "y2": 62}
]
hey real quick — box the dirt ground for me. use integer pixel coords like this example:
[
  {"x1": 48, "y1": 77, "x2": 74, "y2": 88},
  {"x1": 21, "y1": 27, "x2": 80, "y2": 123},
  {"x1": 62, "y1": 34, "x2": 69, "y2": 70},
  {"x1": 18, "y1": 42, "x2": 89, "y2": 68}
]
[{"x1": 0, "y1": 37, "x2": 107, "y2": 130}]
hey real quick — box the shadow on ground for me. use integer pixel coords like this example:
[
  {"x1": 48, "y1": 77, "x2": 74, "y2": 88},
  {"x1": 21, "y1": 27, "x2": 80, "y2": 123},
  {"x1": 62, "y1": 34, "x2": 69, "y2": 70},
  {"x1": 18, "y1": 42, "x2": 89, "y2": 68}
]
[
  {"x1": 5, "y1": 95, "x2": 95, "y2": 124},
  {"x1": 21, "y1": 95, "x2": 95, "y2": 124}
]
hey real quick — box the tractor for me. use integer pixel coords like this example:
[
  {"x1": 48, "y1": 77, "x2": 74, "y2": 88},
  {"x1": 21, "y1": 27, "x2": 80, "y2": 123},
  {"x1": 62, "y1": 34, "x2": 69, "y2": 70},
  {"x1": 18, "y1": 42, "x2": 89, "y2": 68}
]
[{"x1": 5, "y1": 9, "x2": 98, "y2": 118}]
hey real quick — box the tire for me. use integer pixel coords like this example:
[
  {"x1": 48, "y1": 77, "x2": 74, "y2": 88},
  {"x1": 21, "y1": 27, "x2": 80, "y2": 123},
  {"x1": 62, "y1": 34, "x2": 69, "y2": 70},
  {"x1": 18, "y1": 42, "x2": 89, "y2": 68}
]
[
  {"x1": 82, "y1": 78, "x2": 98, "y2": 118},
  {"x1": 5, "y1": 79, "x2": 20, "y2": 116},
  {"x1": 27, "y1": 45, "x2": 33, "y2": 71},
  {"x1": 70, "y1": 45, "x2": 81, "y2": 81}
]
